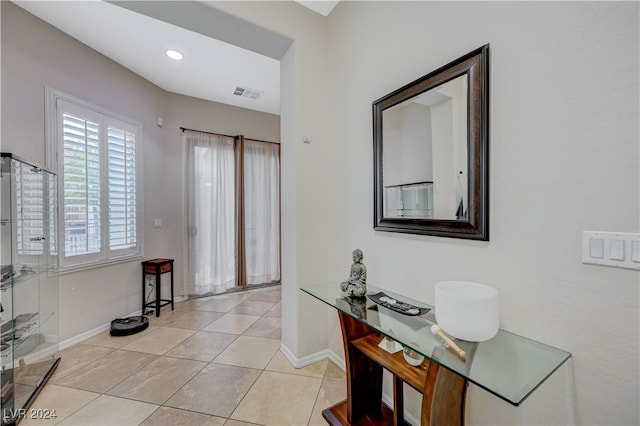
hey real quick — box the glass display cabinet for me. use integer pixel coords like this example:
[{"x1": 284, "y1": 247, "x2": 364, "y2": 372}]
[{"x1": 1, "y1": 153, "x2": 60, "y2": 425}]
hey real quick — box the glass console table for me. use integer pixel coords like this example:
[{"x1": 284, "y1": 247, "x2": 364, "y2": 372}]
[{"x1": 301, "y1": 283, "x2": 571, "y2": 426}]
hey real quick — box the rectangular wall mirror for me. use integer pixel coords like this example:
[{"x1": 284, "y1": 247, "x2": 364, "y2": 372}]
[{"x1": 373, "y1": 44, "x2": 489, "y2": 240}]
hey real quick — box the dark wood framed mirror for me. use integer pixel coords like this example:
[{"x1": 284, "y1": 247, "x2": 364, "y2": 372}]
[{"x1": 373, "y1": 44, "x2": 489, "y2": 240}]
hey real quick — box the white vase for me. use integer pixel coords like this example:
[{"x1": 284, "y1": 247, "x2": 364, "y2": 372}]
[{"x1": 435, "y1": 281, "x2": 499, "y2": 342}]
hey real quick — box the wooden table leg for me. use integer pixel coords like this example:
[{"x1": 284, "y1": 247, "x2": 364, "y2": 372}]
[
  {"x1": 393, "y1": 374, "x2": 404, "y2": 426},
  {"x1": 421, "y1": 362, "x2": 468, "y2": 426},
  {"x1": 155, "y1": 270, "x2": 161, "y2": 317},
  {"x1": 141, "y1": 268, "x2": 146, "y2": 315},
  {"x1": 339, "y1": 312, "x2": 383, "y2": 423},
  {"x1": 170, "y1": 262, "x2": 174, "y2": 311}
]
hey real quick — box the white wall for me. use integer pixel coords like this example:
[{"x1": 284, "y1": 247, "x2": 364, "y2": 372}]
[
  {"x1": 323, "y1": 1, "x2": 639, "y2": 425},
  {"x1": 0, "y1": 2, "x2": 279, "y2": 341},
  {"x1": 214, "y1": 1, "x2": 639, "y2": 424}
]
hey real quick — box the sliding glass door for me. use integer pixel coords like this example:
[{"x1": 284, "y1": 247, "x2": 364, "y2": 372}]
[
  {"x1": 183, "y1": 130, "x2": 280, "y2": 295},
  {"x1": 243, "y1": 139, "x2": 280, "y2": 285}
]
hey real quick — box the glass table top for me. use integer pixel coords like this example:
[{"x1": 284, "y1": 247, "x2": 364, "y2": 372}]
[{"x1": 301, "y1": 282, "x2": 571, "y2": 406}]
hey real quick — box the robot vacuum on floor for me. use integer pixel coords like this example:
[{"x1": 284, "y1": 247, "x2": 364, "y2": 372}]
[{"x1": 110, "y1": 316, "x2": 149, "y2": 336}]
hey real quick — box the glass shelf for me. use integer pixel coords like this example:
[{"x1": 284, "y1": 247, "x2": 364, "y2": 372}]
[
  {"x1": 0, "y1": 267, "x2": 53, "y2": 291},
  {"x1": 301, "y1": 282, "x2": 571, "y2": 406},
  {"x1": 1, "y1": 311, "x2": 56, "y2": 365}
]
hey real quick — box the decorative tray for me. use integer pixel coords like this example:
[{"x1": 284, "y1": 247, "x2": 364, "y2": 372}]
[{"x1": 367, "y1": 292, "x2": 431, "y2": 316}]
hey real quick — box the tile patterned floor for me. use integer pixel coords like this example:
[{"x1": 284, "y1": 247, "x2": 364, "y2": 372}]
[{"x1": 23, "y1": 286, "x2": 346, "y2": 425}]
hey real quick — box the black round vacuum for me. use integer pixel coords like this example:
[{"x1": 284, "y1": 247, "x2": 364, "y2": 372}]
[{"x1": 110, "y1": 316, "x2": 149, "y2": 336}]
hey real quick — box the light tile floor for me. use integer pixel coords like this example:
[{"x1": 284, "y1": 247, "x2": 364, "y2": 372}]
[{"x1": 23, "y1": 286, "x2": 346, "y2": 425}]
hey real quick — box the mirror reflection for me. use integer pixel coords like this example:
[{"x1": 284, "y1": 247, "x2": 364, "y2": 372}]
[
  {"x1": 382, "y1": 75, "x2": 468, "y2": 220},
  {"x1": 373, "y1": 44, "x2": 489, "y2": 240}
]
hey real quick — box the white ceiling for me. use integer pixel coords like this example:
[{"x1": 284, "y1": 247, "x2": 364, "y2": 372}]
[
  {"x1": 15, "y1": 0, "x2": 305, "y2": 115},
  {"x1": 297, "y1": 1, "x2": 340, "y2": 17}
]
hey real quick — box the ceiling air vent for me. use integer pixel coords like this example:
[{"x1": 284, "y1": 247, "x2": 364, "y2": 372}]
[{"x1": 233, "y1": 86, "x2": 263, "y2": 100}]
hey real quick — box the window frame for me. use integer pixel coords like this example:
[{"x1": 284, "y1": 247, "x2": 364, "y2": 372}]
[{"x1": 45, "y1": 88, "x2": 143, "y2": 272}]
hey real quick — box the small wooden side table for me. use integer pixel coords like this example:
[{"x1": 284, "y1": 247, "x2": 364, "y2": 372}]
[{"x1": 142, "y1": 258, "x2": 174, "y2": 317}]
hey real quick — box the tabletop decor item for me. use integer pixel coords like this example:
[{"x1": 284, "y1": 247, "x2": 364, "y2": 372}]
[
  {"x1": 431, "y1": 324, "x2": 467, "y2": 361},
  {"x1": 402, "y1": 344, "x2": 425, "y2": 366},
  {"x1": 435, "y1": 281, "x2": 499, "y2": 342},
  {"x1": 378, "y1": 336, "x2": 403, "y2": 353},
  {"x1": 368, "y1": 291, "x2": 430, "y2": 316},
  {"x1": 340, "y1": 249, "x2": 367, "y2": 297}
]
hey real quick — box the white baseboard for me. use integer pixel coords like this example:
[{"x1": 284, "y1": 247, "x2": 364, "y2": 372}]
[
  {"x1": 59, "y1": 298, "x2": 190, "y2": 350},
  {"x1": 278, "y1": 342, "x2": 419, "y2": 426},
  {"x1": 59, "y1": 308, "x2": 141, "y2": 350},
  {"x1": 60, "y1": 322, "x2": 111, "y2": 350},
  {"x1": 279, "y1": 342, "x2": 345, "y2": 371}
]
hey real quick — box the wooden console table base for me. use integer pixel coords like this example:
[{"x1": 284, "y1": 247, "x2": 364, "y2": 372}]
[{"x1": 323, "y1": 311, "x2": 468, "y2": 426}]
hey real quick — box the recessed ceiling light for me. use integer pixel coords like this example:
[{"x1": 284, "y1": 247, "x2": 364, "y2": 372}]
[{"x1": 166, "y1": 49, "x2": 184, "y2": 61}]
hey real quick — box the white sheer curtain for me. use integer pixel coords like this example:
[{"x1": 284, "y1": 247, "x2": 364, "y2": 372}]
[
  {"x1": 183, "y1": 131, "x2": 236, "y2": 295},
  {"x1": 244, "y1": 140, "x2": 280, "y2": 284}
]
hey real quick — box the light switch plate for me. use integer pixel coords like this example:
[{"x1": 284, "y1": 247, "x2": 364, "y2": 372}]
[
  {"x1": 589, "y1": 238, "x2": 604, "y2": 258},
  {"x1": 582, "y1": 231, "x2": 640, "y2": 270},
  {"x1": 609, "y1": 239, "x2": 625, "y2": 261},
  {"x1": 632, "y1": 240, "x2": 640, "y2": 263}
]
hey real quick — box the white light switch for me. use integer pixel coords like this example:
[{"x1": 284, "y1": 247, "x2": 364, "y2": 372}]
[
  {"x1": 589, "y1": 238, "x2": 604, "y2": 258},
  {"x1": 632, "y1": 241, "x2": 640, "y2": 263},
  {"x1": 583, "y1": 231, "x2": 640, "y2": 270},
  {"x1": 589, "y1": 238, "x2": 604, "y2": 259},
  {"x1": 609, "y1": 239, "x2": 625, "y2": 261},
  {"x1": 153, "y1": 218, "x2": 162, "y2": 228}
]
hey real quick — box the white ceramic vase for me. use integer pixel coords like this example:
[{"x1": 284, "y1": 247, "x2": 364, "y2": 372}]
[{"x1": 434, "y1": 281, "x2": 499, "y2": 342}]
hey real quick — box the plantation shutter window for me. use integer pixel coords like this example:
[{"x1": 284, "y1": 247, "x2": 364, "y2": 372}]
[
  {"x1": 51, "y1": 92, "x2": 142, "y2": 270},
  {"x1": 60, "y1": 106, "x2": 101, "y2": 258},
  {"x1": 107, "y1": 121, "x2": 137, "y2": 253}
]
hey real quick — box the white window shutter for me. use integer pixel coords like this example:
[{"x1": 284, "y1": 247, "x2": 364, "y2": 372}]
[
  {"x1": 107, "y1": 122, "x2": 137, "y2": 251},
  {"x1": 61, "y1": 110, "x2": 101, "y2": 257}
]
